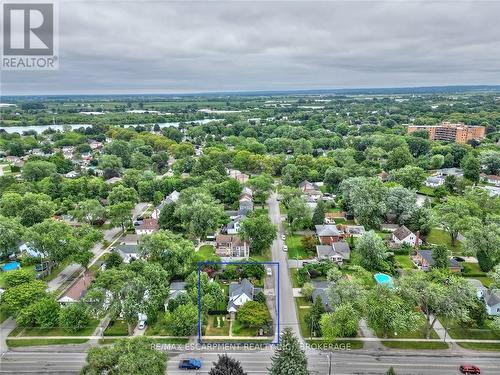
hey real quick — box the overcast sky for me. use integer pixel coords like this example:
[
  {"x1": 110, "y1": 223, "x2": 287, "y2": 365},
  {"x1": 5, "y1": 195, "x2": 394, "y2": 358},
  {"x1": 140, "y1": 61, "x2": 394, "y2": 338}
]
[{"x1": 2, "y1": 0, "x2": 500, "y2": 95}]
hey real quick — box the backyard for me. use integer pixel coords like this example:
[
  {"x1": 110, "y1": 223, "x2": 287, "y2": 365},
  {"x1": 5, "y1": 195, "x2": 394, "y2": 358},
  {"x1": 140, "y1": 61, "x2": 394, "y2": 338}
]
[
  {"x1": 426, "y1": 228, "x2": 462, "y2": 253},
  {"x1": 205, "y1": 314, "x2": 230, "y2": 336},
  {"x1": 285, "y1": 235, "x2": 312, "y2": 260}
]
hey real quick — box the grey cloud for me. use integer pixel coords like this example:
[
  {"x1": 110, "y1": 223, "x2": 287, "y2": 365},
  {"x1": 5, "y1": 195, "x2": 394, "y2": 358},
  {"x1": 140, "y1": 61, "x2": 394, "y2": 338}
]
[{"x1": 2, "y1": 0, "x2": 500, "y2": 94}]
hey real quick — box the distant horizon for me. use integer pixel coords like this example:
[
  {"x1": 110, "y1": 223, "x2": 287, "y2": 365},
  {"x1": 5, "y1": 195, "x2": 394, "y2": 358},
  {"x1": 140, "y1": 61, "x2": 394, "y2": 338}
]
[{"x1": 2, "y1": 84, "x2": 500, "y2": 100}]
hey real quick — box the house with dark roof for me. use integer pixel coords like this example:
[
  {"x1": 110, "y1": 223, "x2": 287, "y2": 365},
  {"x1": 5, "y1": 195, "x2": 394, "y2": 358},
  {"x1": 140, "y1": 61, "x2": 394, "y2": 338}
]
[
  {"x1": 227, "y1": 278, "x2": 256, "y2": 313},
  {"x1": 164, "y1": 281, "x2": 187, "y2": 311},
  {"x1": 484, "y1": 289, "x2": 500, "y2": 316},
  {"x1": 413, "y1": 249, "x2": 462, "y2": 272},
  {"x1": 311, "y1": 280, "x2": 331, "y2": 312},
  {"x1": 299, "y1": 180, "x2": 323, "y2": 202},
  {"x1": 316, "y1": 241, "x2": 350, "y2": 264},
  {"x1": 116, "y1": 244, "x2": 139, "y2": 263},
  {"x1": 391, "y1": 225, "x2": 421, "y2": 247},
  {"x1": 315, "y1": 224, "x2": 345, "y2": 245}
]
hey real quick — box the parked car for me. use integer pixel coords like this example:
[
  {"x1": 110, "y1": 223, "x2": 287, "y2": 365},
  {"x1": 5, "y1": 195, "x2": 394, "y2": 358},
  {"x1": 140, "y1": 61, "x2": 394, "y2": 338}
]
[
  {"x1": 266, "y1": 267, "x2": 272, "y2": 276},
  {"x1": 179, "y1": 359, "x2": 202, "y2": 370},
  {"x1": 281, "y1": 234, "x2": 286, "y2": 241},
  {"x1": 459, "y1": 365, "x2": 481, "y2": 374},
  {"x1": 138, "y1": 320, "x2": 146, "y2": 330},
  {"x1": 283, "y1": 245, "x2": 288, "y2": 252}
]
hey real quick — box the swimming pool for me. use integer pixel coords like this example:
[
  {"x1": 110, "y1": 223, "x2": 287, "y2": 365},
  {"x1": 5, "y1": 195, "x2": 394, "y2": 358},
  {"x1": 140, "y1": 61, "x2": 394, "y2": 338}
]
[
  {"x1": 1, "y1": 261, "x2": 21, "y2": 272},
  {"x1": 374, "y1": 273, "x2": 393, "y2": 287}
]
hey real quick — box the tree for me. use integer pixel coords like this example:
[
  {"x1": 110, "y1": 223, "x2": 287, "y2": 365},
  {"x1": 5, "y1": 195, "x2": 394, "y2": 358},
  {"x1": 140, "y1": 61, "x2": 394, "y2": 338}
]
[
  {"x1": 301, "y1": 234, "x2": 317, "y2": 255},
  {"x1": 22, "y1": 160, "x2": 57, "y2": 181},
  {"x1": 269, "y1": 328, "x2": 309, "y2": 375},
  {"x1": 59, "y1": 302, "x2": 91, "y2": 333},
  {"x1": 327, "y1": 278, "x2": 366, "y2": 311},
  {"x1": 324, "y1": 166, "x2": 348, "y2": 192},
  {"x1": 386, "y1": 187, "x2": 418, "y2": 225},
  {"x1": 399, "y1": 271, "x2": 476, "y2": 338},
  {"x1": 158, "y1": 202, "x2": 179, "y2": 231},
  {"x1": 209, "y1": 354, "x2": 247, "y2": 375},
  {"x1": 321, "y1": 303, "x2": 359, "y2": 339},
  {"x1": 464, "y1": 223, "x2": 500, "y2": 272},
  {"x1": 311, "y1": 200, "x2": 326, "y2": 226},
  {"x1": 0, "y1": 192, "x2": 56, "y2": 227},
  {"x1": 461, "y1": 153, "x2": 481, "y2": 183},
  {"x1": 3, "y1": 268, "x2": 35, "y2": 287},
  {"x1": 488, "y1": 265, "x2": 500, "y2": 289},
  {"x1": 366, "y1": 286, "x2": 420, "y2": 338},
  {"x1": 305, "y1": 296, "x2": 325, "y2": 337},
  {"x1": 287, "y1": 197, "x2": 311, "y2": 232},
  {"x1": 239, "y1": 214, "x2": 276, "y2": 255},
  {"x1": 430, "y1": 154, "x2": 445, "y2": 169},
  {"x1": 340, "y1": 177, "x2": 387, "y2": 229},
  {"x1": 106, "y1": 251, "x2": 124, "y2": 269},
  {"x1": 175, "y1": 190, "x2": 225, "y2": 240},
  {"x1": 386, "y1": 146, "x2": 413, "y2": 171},
  {"x1": 301, "y1": 282, "x2": 314, "y2": 300},
  {"x1": 435, "y1": 197, "x2": 479, "y2": 246},
  {"x1": 0, "y1": 215, "x2": 24, "y2": 257},
  {"x1": 108, "y1": 202, "x2": 134, "y2": 232},
  {"x1": 165, "y1": 303, "x2": 198, "y2": 336},
  {"x1": 356, "y1": 231, "x2": 388, "y2": 271},
  {"x1": 237, "y1": 301, "x2": 270, "y2": 328},
  {"x1": 108, "y1": 185, "x2": 138, "y2": 205},
  {"x1": 120, "y1": 278, "x2": 147, "y2": 335},
  {"x1": 1, "y1": 280, "x2": 47, "y2": 316},
  {"x1": 16, "y1": 296, "x2": 60, "y2": 329},
  {"x1": 71, "y1": 199, "x2": 106, "y2": 225},
  {"x1": 432, "y1": 245, "x2": 449, "y2": 270},
  {"x1": 138, "y1": 230, "x2": 194, "y2": 278},
  {"x1": 248, "y1": 174, "x2": 274, "y2": 207},
  {"x1": 82, "y1": 337, "x2": 167, "y2": 375},
  {"x1": 389, "y1": 166, "x2": 427, "y2": 190},
  {"x1": 386, "y1": 367, "x2": 397, "y2": 375}
]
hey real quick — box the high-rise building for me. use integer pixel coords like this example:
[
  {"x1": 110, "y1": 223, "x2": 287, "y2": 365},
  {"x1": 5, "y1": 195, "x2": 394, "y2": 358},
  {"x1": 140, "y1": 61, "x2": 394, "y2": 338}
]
[{"x1": 407, "y1": 122, "x2": 485, "y2": 144}]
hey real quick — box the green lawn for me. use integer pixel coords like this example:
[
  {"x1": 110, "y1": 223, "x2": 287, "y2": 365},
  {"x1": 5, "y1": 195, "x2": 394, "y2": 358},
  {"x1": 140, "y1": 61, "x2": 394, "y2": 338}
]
[
  {"x1": 104, "y1": 320, "x2": 129, "y2": 336},
  {"x1": 15, "y1": 319, "x2": 99, "y2": 337},
  {"x1": 205, "y1": 315, "x2": 230, "y2": 336},
  {"x1": 295, "y1": 297, "x2": 314, "y2": 338},
  {"x1": 250, "y1": 246, "x2": 272, "y2": 262},
  {"x1": 443, "y1": 319, "x2": 500, "y2": 341},
  {"x1": 7, "y1": 338, "x2": 89, "y2": 347},
  {"x1": 418, "y1": 186, "x2": 436, "y2": 197},
  {"x1": 426, "y1": 228, "x2": 462, "y2": 253},
  {"x1": 381, "y1": 341, "x2": 448, "y2": 349},
  {"x1": 374, "y1": 318, "x2": 440, "y2": 340},
  {"x1": 195, "y1": 245, "x2": 220, "y2": 263},
  {"x1": 231, "y1": 319, "x2": 260, "y2": 337},
  {"x1": 285, "y1": 235, "x2": 311, "y2": 260},
  {"x1": 394, "y1": 255, "x2": 416, "y2": 269},
  {"x1": 456, "y1": 342, "x2": 500, "y2": 351},
  {"x1": 290, "y1": 269, "x2": 300, "y2": 288}
]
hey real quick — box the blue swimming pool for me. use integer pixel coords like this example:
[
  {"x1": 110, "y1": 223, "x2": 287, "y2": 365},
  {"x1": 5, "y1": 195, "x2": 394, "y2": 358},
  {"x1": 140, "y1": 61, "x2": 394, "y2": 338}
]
[
  {"x1": 2, "y1": 261, "x2": 21, "y2": 272},
  {"x1": 374, "y1": 273, "x2": 393, "y2": 287}
]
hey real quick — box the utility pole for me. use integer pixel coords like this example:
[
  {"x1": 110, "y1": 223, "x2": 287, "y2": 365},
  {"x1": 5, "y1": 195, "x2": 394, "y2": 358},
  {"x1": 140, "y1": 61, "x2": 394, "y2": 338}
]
[{"x1": 327, "y1": 352, "x2": 333, "y2": 375}]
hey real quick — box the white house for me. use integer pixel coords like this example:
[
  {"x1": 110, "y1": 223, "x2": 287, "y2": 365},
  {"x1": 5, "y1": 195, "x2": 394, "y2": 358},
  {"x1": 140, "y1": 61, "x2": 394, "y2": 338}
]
[
  {"x1": 116, "y1": 244, "x2": 139, "y2": 263},
  {"x1": 391, "y1": 225, "x2": 421, "y2": 247},
  {"x1": 425, "y1": 176, "x2": 444, "y2": 188},
  {"x1": 484, "y1": 290, "x2": 500, "y2": 316},
  {"x1": 227, "y1": 278, "x2": 255, "y2": 313}
]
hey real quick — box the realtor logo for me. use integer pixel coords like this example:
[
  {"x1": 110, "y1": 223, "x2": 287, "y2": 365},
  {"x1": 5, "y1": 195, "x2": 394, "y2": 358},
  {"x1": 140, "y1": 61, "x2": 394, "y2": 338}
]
[{"x1": 2, "y1": 2, "x2": 58, "y2": 70}]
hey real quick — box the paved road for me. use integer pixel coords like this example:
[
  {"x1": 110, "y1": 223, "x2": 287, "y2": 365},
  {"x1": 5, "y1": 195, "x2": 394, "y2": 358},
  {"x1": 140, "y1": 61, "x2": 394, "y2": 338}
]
[
  {"x1": 267, "y1": 193, "x2": 302, "y2": 341},
  {"x1": 2, "y1": 348, "x2": 499, "y2": 374}
]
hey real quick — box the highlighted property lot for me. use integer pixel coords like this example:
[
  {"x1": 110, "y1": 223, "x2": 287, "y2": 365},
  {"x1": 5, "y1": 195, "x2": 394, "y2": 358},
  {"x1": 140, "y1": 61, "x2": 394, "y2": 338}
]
[{"x1": 197, "y1": 261, "x2": 280, "y2": 344}]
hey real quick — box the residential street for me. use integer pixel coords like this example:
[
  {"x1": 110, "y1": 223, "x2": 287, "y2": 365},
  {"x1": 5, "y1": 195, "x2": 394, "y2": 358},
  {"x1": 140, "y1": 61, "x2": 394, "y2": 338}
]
[{"x1": 267, "y1": 193, "x2": 302, "y2": 342}]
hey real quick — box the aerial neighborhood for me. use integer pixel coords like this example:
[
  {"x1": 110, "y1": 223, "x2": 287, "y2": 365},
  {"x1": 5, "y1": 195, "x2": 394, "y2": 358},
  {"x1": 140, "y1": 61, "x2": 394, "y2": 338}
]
[{"x1": 0, "y1": 93, "x2": 499, "y2": 374}]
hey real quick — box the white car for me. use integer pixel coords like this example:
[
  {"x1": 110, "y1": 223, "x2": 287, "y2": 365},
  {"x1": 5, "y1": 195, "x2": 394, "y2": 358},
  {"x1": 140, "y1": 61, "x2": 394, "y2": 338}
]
[
  {"x1": 138, "y1": 320, "x2": 147, "y2": 330},
  {"x1": 283, "y1": 245, "x2": 288, "y2": 252},
  {"x1": 281, "y1": 234, "x2": 286, "y2": 241},
  {"x1": 266, "y1": 267, "x2": 272, "y2": 276}
]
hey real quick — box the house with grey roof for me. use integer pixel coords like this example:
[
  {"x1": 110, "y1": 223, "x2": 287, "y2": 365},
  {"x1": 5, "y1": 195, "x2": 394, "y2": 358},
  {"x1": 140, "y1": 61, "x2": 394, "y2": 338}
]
[
  {"x1": 466, "y1": 279, "x2": 487, "y2": 299},
  {"x1": 425, "y1": 176, "x2": 444, "y2": 188},
  {"x1": 311, "y1": 280, "x2": 331, "y2": 312},
  {"x1": 413, "y1": 249, "x2": 462, "y2": 272},
  {"x1": 315, "y1": 224, "x2": 345, "y2": 245},
  {"x1": 484, "y1": 289, "x2": 500, "y2": 316},
  {"x1": 316, "y1": 241, "x2": 350, "y2": 264},
  {"x1": 227, "y1": 278, "x2": 258, "y2": 313},
  {"x1": 116, "y1": 244, "x2": 139, "y2": 263},
  {"x1": 164, "y1": 281, "x2": 187, "y2": 311}
]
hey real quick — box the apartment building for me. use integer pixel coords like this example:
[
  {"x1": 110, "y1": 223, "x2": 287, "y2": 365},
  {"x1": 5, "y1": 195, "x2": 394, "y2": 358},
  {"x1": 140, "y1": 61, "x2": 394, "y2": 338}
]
[{"x1": 407, "y1": 122, "x2": 485, "y2": 143}]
